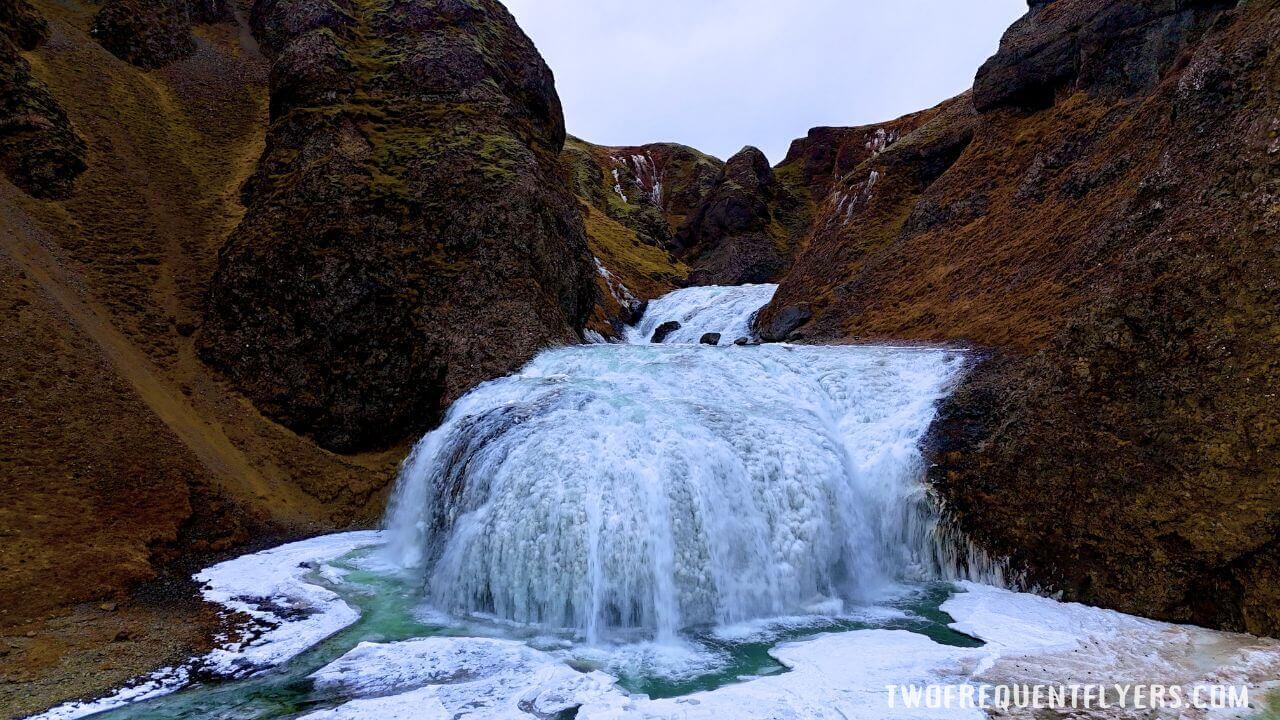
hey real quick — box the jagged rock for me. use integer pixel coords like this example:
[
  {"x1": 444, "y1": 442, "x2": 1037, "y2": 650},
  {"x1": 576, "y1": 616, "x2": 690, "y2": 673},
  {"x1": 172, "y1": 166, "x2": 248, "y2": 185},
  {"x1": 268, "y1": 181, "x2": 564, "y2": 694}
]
[
  {"x1": 974, "y1": 0, "x2": 1235, "y2": 112},
  {"x1": 0, "y1": 0, "x2": 49, "y2": 50},
  {"x1": 699, "y1": 332, "x2": 720, "y2": 346},
  {"x1": 650, "y1": 321, "x2": 680, "y2": 344},
  {"x1": 91, "y1": 0, "x2": 197, "y2": 69},
  {"x1": 675, "y1": 146, "x2": 803, "y2": 286},
  {"x1": 0, "y1": 36, "x2": 88, "y2": 198},
  {"x1": 756, "y1": 95, "x2": 977, "y2": 341},
  {"x1": 200, "y1": 0, "x2": 596, "y2": 452}
]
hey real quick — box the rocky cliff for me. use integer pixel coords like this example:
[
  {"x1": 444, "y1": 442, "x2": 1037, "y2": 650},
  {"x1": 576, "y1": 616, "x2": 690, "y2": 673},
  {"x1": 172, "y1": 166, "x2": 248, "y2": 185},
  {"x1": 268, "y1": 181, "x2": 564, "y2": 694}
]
[
  {"x1": 673, "y1": 145, "x2": 808, "y2": 286},
  {"x1": 763, "y1": 0, "x2": 1280, "y2": 635},
  {"x1": 561, "y1": 138, "x2": 716, "y2": 336},
  {"x1": 198, "y1": 0, "x2": 597, "y2": 452}
]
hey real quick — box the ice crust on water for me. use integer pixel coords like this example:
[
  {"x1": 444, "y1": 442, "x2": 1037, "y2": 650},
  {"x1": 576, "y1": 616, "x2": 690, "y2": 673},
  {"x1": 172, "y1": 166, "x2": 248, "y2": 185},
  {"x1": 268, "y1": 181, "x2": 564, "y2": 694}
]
[
  {"x1": 302, "y1": 637, "x2": 622, "y2": 720},
  {"x1": 291, "y1": 582, "x2": 1280, "y2": 720},
  {"x1": 383, "y1": 338, "x2": 971, "y2": 642},
  {"x1": 195, "y1": 530, "x2": 385, "y2": 675},
  {"x1": 624, "y1": 283, "x2": 778, "y2": 344}
]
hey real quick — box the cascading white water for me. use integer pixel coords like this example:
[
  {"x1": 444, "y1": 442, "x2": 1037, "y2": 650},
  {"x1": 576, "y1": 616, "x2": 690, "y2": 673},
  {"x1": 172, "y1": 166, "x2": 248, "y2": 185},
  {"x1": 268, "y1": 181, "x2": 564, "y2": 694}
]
[
  {"x1": 625, "y1": 284, "x2": 778, "y2": 344},
  {"x1": 384, "y1": 285, "x2": 988, "y2": 644}
]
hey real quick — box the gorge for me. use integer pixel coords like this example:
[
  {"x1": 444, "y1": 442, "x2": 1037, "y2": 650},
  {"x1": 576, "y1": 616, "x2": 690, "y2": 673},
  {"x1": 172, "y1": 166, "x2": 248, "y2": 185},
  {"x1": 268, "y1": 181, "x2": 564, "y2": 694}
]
[
  {"x1": 2, "y1": 0, "x2": 1279, "y2": 716},
  {"x1": 31, "y1": 287, "x2": 1280, "y2": 720}
]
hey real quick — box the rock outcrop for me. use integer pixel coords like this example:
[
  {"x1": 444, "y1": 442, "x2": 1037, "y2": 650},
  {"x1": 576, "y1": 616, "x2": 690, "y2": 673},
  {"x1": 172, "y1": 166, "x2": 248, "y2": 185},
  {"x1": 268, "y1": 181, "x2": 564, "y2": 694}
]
[
  {"x1": 0, "y1": 0, "x2": 86, "y2": 198},
  {"x1": 200, "y1": 0, "x2": 597, "y2": 452},
  {"x1": 765, "y1": 0, "x2": 1280, "y2": 635},
  {"x1": 562, "y1": 138, "x2": 717, "y2": 337},
  {"x1": 91, "y1": 0, "x2": 197, "y2": 68},
  {"x1": 674, "y1": 146, "x2": 806, "y2": 286}
]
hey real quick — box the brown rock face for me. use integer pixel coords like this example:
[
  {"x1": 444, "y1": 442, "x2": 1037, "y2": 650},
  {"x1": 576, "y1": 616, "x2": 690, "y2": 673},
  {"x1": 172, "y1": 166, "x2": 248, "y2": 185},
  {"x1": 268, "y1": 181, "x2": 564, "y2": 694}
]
[
  {"x1": 1, "y1": 0, "x2": 49, "y2": 50},
  {"x1": 766, "y1": 0, "x2": 1280, "y2": 635},
  {"x1": 758, "y1": 97, "x2": 970, "y2": 341},
  {"x1": 674, "y1": 146, "x2": 805, "y2": 286},
  {"x1": 200, "y1": 0, "x2": 596, "y2": 452},
  {"x1": 562, "y1": 138, "x2": 717, "y2": 337},
  {"x1": 0, "y1": 3, "x2": 86, "y2": 199},
  {"x1": 91, "y1": 0, "x2": 197, "y2": 69}
]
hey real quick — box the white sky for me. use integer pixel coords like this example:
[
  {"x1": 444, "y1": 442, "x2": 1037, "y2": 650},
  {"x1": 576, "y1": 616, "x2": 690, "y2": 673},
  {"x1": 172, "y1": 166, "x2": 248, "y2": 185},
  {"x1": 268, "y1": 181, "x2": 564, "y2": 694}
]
[{"x1": 504, "y1": 0, "x2": 1026, "y2": 163}]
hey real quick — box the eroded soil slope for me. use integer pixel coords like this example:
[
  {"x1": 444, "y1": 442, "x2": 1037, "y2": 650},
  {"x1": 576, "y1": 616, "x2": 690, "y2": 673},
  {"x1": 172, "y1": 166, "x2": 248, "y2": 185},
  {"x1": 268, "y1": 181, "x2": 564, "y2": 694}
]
[{"x1": 1, "y1": 2, "x2": 400, "y2": 714}]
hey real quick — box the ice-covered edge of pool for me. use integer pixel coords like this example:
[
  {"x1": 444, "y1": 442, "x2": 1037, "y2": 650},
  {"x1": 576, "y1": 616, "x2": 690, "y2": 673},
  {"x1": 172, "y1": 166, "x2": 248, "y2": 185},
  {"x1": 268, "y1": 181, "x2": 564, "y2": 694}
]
[
  {"x1": 29, "y1": 532, "x2": 1280, "y2": 720},
  {"x1": 28, "y1": 532, "x2": 385, "y2": 720}
]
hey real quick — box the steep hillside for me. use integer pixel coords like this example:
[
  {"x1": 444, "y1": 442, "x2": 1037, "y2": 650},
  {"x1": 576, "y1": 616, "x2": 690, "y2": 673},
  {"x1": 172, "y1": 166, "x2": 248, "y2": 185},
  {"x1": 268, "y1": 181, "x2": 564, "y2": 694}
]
[
  {"x1": 561, "y1": 137, "x2": 714, "y2": 337},
  {"x1": 762, "y1": 0, "x2": 1280, "y2": 635},
  {"x1": 0, "y1": 1, "x2": 394, "y2": 713}
]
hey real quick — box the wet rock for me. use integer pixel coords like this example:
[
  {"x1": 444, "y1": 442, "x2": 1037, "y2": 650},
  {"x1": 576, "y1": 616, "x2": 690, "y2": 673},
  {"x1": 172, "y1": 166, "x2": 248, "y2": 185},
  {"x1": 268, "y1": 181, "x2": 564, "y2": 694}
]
[
  {"x1": 650, "y1": 321, "x2": 681, "y2": 344},
  {"x1": 200, "y1": 0, "x2": 596, "y2": 452},
  {"x1": 760, "y1": 305, "x2": 811, "y2": 342},
  {"x1": 699, "y1": 332, "x2": 720, "y2": 346},
  {"x1": 733, "y1": 336, "x2": 749, "y2": 346}
]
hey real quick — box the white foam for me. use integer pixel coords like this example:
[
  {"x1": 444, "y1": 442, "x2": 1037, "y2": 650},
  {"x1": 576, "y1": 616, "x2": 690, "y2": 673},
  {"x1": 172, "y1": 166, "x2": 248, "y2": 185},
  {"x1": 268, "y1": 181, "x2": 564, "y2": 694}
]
[{"x1": 625, "y1": 283, "x2": 777, "y2": 344}]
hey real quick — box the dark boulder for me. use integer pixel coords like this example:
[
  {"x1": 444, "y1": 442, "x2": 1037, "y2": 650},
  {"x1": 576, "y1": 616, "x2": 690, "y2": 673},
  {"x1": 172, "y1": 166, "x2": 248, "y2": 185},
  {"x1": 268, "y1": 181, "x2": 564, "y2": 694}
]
[
  {"x1": 649, "y1": 321, "x2": 681, "y2": 344},
  {"x1": 733, "y1": 336, "x2": 749, "y2": 346},
  {"x1": 699, "y1": 332, "x2": 720, "y2": 346},
  {"x1": 200, "y1": 0, "x2": 596, "y2": 452},
  {"x1": 759, "y1": 305, "x2": 811, "y2": 342},
  {"x1": 675, "y1": 146, "x2": 803, "y2": 286},
  {"x1": 0, "y1": 35, "x2": 87, "y2": 198},
  {"x1": 91, "y1": 0, "x2": 197, "y2": 69}
]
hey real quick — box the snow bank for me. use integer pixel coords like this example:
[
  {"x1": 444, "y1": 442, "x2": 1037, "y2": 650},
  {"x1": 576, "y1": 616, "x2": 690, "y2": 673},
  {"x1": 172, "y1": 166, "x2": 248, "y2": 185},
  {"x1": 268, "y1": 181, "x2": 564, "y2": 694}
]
[
  {"x1": 195, "y1": 531, "x2": 384, "y2": 675},
  {"x1": 27, "y1": 532, "x2": 384, "y2": 720}
]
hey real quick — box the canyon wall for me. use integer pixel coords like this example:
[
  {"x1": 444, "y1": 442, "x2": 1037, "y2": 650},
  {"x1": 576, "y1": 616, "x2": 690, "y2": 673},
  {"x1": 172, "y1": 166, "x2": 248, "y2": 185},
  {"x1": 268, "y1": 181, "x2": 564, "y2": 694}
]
[{"x1": 763, "y1": 0, "x2": 1280, "y2": 636}]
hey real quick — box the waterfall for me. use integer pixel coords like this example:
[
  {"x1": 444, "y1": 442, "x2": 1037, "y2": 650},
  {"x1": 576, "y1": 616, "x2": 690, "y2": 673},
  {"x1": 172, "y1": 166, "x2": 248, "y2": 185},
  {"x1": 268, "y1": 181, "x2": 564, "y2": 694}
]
[
  {"x1": 384, "y1": 285, "x2": 989, "y2": 644},
  {"x1": 625, "y1": 284, "x2": 778, "y2": 344}
]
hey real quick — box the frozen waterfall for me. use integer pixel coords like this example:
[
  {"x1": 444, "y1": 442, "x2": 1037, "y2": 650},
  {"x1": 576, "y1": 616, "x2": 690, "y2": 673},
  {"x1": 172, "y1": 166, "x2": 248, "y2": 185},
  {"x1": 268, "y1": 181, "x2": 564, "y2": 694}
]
[{"x1": 383, "y1": 285, "x2": 988, "y2": 643}]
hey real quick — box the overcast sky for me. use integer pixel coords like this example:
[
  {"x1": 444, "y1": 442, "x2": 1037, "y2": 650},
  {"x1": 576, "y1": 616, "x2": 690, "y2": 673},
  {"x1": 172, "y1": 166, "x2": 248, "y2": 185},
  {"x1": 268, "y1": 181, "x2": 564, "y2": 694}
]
[{"x1": 503, "y1": 1, "x2": 1025, "y2": 163}]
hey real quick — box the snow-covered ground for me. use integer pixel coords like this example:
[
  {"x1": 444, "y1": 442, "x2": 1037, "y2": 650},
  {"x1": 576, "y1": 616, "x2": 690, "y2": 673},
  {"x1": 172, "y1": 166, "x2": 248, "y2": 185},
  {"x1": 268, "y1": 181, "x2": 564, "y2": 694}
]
[
  {"x1": 29, "y1": 532, "x2": 385, "y2": 720},
  {"x1": 29, "y1": 534, "x2": 1280, "y2": 720},
  {"x1": 294, "y1": 574, "x2": 1280, "y2": 720}
]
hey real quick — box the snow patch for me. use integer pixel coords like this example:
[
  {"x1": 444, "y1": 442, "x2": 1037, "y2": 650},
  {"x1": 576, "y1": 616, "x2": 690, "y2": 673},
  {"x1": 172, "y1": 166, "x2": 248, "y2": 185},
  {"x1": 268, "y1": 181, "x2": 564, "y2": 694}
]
[{"x1": 302, "y1": 637, "x2": 624, "y2": 720}]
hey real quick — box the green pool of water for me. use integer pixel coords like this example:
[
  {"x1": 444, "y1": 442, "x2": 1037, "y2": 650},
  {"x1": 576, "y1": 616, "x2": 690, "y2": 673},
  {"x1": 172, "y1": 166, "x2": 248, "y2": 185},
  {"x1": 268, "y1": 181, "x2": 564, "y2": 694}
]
[{"x1": 88, "y1": 548, "x2": 983, "y2": 719}]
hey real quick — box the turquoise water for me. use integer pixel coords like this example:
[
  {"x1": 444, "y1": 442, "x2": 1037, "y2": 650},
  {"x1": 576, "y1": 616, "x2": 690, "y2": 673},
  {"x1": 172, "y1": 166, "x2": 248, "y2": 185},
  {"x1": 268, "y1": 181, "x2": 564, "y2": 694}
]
[{"x1": 89, "y1": 546, "x2": 982, "y2": 719}]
